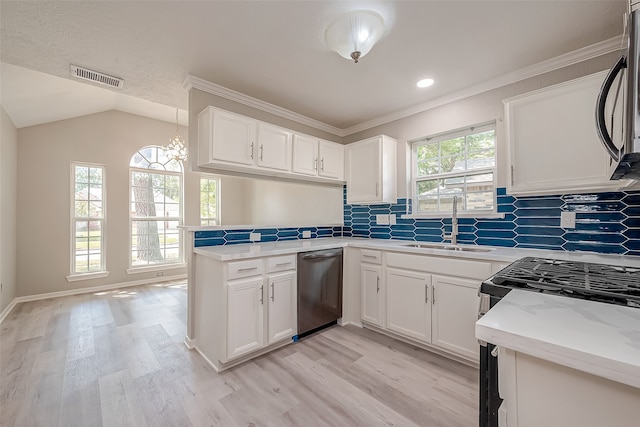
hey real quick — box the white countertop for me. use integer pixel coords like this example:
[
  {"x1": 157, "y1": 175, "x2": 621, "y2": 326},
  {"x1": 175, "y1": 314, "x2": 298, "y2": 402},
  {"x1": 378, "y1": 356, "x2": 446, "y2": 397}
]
[
  {"x1": 476, "y1": 290, "x2": 640, "y2": 389},
  {"x1": 193, "y1": 237, "x2": 640, "y2": 267}
]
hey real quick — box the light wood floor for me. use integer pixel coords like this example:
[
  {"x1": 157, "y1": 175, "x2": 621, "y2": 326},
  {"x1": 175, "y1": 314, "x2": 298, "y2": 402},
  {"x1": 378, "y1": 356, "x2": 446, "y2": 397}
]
[{"x1": 0, "y1": 280, "x2": 478, "y2": 426}]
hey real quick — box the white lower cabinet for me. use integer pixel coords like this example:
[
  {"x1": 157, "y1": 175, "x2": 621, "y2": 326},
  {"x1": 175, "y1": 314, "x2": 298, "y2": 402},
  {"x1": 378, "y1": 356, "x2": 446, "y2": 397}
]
[
  {"x1": 267, "y1": 271, "x2": 296, "y2": 344},
  {"x1": 431, "y1": 275, "x2": 481, "y2": 360},
  {"x1": 227, "y1": 277, "x2": 264, "y2": 360},
  {"x1": 385, "y1": 268, "x2": 432, "y2": 342},
  {"x1": 361, "y1": 251, "x2": 491, "y2": 362},
  {"x1": 194, "y1": 253, "x2": 297, "y2": 371},
  {"x1": 361, "y1": 263, "x2": 383, "y2": 327}
]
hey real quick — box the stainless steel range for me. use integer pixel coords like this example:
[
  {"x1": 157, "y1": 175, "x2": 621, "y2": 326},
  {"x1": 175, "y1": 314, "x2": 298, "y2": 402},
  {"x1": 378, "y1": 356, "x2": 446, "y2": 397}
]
[{"x1": 477, "y1": 256, "x2": 640, "y2": 427}]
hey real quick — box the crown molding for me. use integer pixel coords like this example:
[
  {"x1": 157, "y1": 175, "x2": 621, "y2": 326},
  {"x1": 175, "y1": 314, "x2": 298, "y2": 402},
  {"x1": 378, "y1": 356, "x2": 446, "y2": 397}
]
[
  {"x1": 183, "y1": 75, "x2": 345, "y2": 136},
  {"x1": 342, "y1": 35, "x2": 624, "y2": 136},
  {"x1": 184, "y1": 35, "x2": 623, "y2": 138}
]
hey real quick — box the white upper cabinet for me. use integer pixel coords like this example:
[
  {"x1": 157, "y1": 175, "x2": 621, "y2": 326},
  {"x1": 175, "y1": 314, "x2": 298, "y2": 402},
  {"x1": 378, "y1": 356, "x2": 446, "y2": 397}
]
[
  {"x1": 292, "y1": 135, "x2": 344, "y2": 180},
  {"x1": 256, "y1": 123, "x2": 291, "y2": 171},
  {"x1": 346, "y1": 135, "x2": 397, "y2": 204},
  {"x1": 197, "y1": 106, "x2": 344, "y2": 185},
  {"x1": 292, "y1": 133, "x2": 318, "y2": 176},
  {"x1": 504, "y1": 71, "x2": 628, "y2": 196},
  {"x1": 318, "y1": 140, "x2": 344, "y2": 180},
  {"x1": 198, "y1": 107, "x2": 256, "y2": 167}
]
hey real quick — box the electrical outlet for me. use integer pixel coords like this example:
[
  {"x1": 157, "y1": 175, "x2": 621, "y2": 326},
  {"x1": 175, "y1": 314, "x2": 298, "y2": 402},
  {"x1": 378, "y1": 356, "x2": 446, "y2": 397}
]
[
  {"x1": 250, "y1": 232, "x2": 261, "y2": 242},
  {"x1": 389, "y1": 214, "x2": 397, "y2": 225},
  {"x1": 302, "y1": 230, "x2": 311, "y2": 238},
  {"x1": 376, "y1": 214, "x2": 389, "y2": 225},
  {"x1": 156, "y1": 272, "x2": 164, "y2": 277},
  {"x1": 560, "y1": 211, "x2": 576, "y2": 229}
]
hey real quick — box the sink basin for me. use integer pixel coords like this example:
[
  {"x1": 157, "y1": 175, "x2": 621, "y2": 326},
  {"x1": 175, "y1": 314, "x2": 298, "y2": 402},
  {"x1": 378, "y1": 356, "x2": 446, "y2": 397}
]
[{"x1": 403, "y1": 242, "x2": 494, "y2": 253}]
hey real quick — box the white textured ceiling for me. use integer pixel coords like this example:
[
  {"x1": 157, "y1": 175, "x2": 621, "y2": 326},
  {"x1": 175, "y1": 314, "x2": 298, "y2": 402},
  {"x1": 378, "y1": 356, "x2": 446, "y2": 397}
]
[{"x1": 0, "y1": 1, "x2": 627, "y2": 130}]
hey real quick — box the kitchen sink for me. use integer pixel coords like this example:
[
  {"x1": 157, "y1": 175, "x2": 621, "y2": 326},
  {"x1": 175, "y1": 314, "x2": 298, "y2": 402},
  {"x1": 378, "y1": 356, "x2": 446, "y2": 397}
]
[{"x1": 403, "y1": 242, "x2": 494, "y2": 253}]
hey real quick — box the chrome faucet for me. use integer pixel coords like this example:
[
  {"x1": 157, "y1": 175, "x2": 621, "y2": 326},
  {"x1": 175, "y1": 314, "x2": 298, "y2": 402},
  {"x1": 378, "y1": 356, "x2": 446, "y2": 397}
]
[{"x1": 443, "y1": 196, "x2": 458, "y2": 245}]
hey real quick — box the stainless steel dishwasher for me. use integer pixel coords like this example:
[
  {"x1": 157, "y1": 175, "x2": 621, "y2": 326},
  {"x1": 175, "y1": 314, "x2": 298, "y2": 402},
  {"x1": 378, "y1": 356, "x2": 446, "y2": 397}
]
[{"x1": 296, "y1": 248, "x2": 343, "y2": 339}]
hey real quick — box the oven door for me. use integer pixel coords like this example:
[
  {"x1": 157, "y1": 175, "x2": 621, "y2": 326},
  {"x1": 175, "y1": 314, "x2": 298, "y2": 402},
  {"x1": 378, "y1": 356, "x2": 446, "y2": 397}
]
[{"x1": 479, "y1": 342, "x2": 502, "y2": 427}]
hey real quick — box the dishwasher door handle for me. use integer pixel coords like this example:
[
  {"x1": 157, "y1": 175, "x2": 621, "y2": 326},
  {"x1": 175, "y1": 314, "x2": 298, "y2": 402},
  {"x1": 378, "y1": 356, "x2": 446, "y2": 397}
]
[{"x1": 301, "y1": 249, "x2": 343, "y2": 260}]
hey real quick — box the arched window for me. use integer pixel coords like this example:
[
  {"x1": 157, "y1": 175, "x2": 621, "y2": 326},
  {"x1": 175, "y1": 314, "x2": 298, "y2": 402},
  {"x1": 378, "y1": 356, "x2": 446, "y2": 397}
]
[{"x1": 129, "y1": 146, "x2": 183, "y2": 270}]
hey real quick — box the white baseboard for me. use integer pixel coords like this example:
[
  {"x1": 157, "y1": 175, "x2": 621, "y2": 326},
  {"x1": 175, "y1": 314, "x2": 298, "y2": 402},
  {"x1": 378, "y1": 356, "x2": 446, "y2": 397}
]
[
  {"x1": 184, "y1": 336, "x2": 196, "y2": 350},
  {"x1": 0, "y1": 298, "x2": 19, "y2": 324},
  {"x1": 1, "y1": 274, "x2": 187, "y2": 321},
  {"x1": 193, "y1": 345, "x2": 220, "y2": 373}
]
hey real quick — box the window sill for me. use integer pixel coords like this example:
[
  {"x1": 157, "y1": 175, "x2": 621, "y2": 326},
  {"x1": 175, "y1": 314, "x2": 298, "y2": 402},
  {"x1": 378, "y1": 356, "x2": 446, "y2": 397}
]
[
  {"x1": 401, "y1": 212, "x2": 505, "y2": 220},
  {"x1": 126, "y1": 263, "x2": 186, "y2": 275},
  {"x1": 66, "y1": 271, "x2": 110, "y2": 282}
]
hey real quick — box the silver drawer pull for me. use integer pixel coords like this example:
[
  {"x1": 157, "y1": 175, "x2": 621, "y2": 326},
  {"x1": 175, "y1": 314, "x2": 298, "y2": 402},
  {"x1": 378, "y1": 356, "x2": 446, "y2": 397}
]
[
  {"x1": 237, "y1": 267, "x2": 258, "y2": 272},
  {"x1": 363, "y1": 254, "x2": 377, "y2": 259},
  {"x1": 275, "y1": 262, "x2": 292, "y2": 267}
]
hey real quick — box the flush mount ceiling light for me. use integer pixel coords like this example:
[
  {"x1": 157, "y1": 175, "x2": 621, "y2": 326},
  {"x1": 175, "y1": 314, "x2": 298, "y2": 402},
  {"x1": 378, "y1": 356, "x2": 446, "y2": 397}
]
[
  {"x1": 164, "y1": 108, "x2": 188, "y2": 161},
  {"x1": 325, "y1": 10, "x2": 385, "y2": 63},
  {"x1": 417, "y1": 78, "x2": 435, "y2": 88}
]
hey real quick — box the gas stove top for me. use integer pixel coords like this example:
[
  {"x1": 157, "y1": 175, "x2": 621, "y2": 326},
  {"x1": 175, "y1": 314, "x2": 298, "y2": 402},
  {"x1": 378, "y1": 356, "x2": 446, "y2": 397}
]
[{"x1": 482, "y1": 257, "x2": 640, "y2": 308}]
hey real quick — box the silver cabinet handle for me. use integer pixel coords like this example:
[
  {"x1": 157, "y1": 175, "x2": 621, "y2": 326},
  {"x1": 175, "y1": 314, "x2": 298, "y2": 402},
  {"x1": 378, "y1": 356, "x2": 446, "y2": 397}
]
[
  {"x1": 376, "y1": 276, "x2": 380, "y2": 293},
  {"x1": 314, "y1": 157, "x2": 318, "y2": 171},
  {"x1": 238, "y1": 267, "x2": 257, "y2": 272},
  {"x1": 250, "y1": 142, "x2": 254, "y2": 159},
  {"x1": 376, "y1": 182, "x2": 379, "y2": 196},
  {"x1": 260, "y1": 144, "x2": 264, "y2": 161},
  {"x1": 270, "y1": 283, "x2": 275, "y2": 301},
  {"x1": 275, "y1": 262, "x2": 291, "y2": 267},
  {"x1": 432, "y1": 284, "x2": 435, "y2": 305},
  {"x1": 259, "y1": 284, "x2": 263, "y2": 304},
  {"x1": 425, "y1": 284, "x2": 429, "y2": 304},
  {"x1": 321, "y1": 158, "x2": 324, "y2": 171},
  {"x1": 363, "y1": 254, "x2": 376, "y2": 259}
]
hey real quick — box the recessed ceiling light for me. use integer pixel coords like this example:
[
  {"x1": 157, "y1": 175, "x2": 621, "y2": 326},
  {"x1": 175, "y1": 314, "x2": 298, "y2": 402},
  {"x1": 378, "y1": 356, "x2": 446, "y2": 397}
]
[{"x1": 417, "y1": 78, "x2": 434, "y2": 88}]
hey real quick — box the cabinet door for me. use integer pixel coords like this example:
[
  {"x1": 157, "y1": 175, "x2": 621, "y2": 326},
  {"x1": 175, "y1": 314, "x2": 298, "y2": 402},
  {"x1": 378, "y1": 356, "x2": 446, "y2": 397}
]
[
  {"x1": 361, "y1": 263, "x2": 382, "y2": 326},
  {"x1": 318, "y1": 140, "x2": 344, "y2": 180},
  {"x1": 292, "y1": 134, "x2": 318, "y2": 176},
  {"x1": 431, "y1": 275, "x2": 480, "y2": 360},
  {"x1": 385, "y1": 268, "x2": 432, "y2": 343},
  {"x1": 267, "y1": 271, "x2": 297, "y2": 344},
  {"x1": 227, "y1": 277, "x2": 264, "y2": 361},
  {"x1": 257, "y1": 123, "x2": 291, "y2": 171},
  {"x1": 346, "y1": 138, "x2": 381, "y2": 203},
  {"x1": 505, "y1": 71, "x2": 624, "y2": 195},
  {"x1": 211, "y1": 109, "x2": 256, "y2": 166}
]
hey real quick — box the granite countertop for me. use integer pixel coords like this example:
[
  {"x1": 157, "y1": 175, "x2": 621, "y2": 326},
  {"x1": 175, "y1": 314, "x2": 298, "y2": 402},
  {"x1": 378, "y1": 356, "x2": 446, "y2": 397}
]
[
  {"x1": 476, "y1": 290, "x2": 640, "y2": 389},
  {"x1": 193, "y1": 237, "x2": 640, "y2": 267}
]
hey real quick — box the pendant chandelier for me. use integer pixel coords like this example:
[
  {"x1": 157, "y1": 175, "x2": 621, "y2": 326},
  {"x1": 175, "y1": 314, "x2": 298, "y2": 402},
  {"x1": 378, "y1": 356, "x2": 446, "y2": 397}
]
[{"x1": 165, "y1": 108, "x2": 188, "y2": 161}]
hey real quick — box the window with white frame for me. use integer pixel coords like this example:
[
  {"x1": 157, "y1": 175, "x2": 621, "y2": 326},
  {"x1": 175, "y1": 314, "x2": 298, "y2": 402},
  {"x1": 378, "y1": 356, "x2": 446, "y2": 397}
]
[
  {"x1": 412, "y1": 124, "x2": 496, "y2": 215},
  {"x1": 200, "y1": 175, "x2": 220, "y2": 226},
  {"x1": 129, "y1": 146, "x2": 183, "y2": 269},
  {"x1": 71, "y1": 163, "x2": 106, "y2": 276}
]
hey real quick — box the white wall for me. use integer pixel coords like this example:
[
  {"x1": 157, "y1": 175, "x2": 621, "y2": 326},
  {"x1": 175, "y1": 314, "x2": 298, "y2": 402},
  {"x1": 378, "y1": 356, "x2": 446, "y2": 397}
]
[
  {"x1": 16, "y1": 110, "x2": 197, "y2": 297},
  {"x1": 343, "y1": 52, "x2": 619, "y2": 198},
  {"x1": 0, "y1": 105, "x2": 18, "y2": 312}
]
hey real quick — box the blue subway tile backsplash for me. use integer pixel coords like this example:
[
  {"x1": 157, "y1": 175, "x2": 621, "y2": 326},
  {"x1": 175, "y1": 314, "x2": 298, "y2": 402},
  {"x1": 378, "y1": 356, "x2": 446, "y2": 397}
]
[{"x1": 192, "y1": 184, "x2": 640, "y2": 257}]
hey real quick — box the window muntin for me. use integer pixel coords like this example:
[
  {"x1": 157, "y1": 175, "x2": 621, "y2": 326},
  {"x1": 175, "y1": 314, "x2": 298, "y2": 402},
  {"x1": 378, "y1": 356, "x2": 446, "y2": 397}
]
[
  {"x1": 71, "y1": 163, "x2": 106, "y2": 275},
  {"x1": 413, "y1": 126, "x2": 496, "y2": 215},
  {"x1": 129, "y1": 146, "x2": 183, "y2": 268},
  {"x1": 200, "y1": 176, "x2": 220, "y2": 226}
]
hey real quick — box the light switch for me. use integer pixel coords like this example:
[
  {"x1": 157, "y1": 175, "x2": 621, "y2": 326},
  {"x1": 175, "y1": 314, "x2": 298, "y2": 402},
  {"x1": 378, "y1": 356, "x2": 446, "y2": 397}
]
[
  {"x1": 376, "y1": 214, "x2": 389, "y2": 225},
  {"x1": 302, "y1": 230, "x2": 311, "y2": 238},
  {"x1": 389, "y1": 214, "x2": 397, "y2": 225},
  {"x1": 560, "y1": 211, "x2": 576, "y2": 229}
]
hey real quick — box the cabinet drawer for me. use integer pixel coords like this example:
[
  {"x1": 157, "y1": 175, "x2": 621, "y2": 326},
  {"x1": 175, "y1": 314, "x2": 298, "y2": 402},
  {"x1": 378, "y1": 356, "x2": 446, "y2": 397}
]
[
  {"x1": 227, "y1": 259, "x2": 264, "y2": 280},
  {"x1": 361, "y1": 249, "x2": 382, "y2": 264},
  {"x1": 266, "y1": 255, "x2": 296, "y2": 273}
]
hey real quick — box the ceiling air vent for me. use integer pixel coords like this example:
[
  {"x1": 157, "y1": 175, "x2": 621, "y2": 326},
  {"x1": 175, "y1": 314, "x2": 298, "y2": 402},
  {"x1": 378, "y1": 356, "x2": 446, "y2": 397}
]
[{"x1": 70, "y1": 64, "x2": 124, "y2": 89}]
